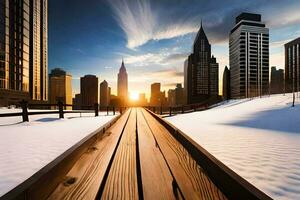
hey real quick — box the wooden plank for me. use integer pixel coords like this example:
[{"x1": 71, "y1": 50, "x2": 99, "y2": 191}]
[
  {"x1": 141, "y1": 108, "x2": 227, "y2": 200},
  {"x1": 48, "y1": 109, "x2": 131, "y2": 200},
  {"x1": 100, "y1": 108, "x2": 139, "y2": 199},
  {"x1": 136, "y1": 108, "x2": 181, "y2": 200}
]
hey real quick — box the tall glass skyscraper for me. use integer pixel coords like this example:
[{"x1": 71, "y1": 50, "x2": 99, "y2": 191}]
[
  {"x1": 229, "y1": 13, "x2": 269, "y2": 98},
  {"x1": 0, "y1": 0, "x2": 48, "y2": 106}
]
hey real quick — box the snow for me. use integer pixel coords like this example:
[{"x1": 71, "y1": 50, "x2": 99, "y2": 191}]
[
  {"x1": 166, "y1": 93, "x2": 300, "y2": 200},
  {"x1": 0, "y1": 110, "x2": 118, "y2": 197}
]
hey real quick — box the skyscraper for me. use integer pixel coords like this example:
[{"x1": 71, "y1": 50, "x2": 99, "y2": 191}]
[
  {"x1": 223, "y1": 66, "x2": 230, "y2": 100},
  {"x1": 0, "y1": 0, "x2": 48, "y2": 106},
  {"x1": 80, "y1": 75, "x2": 98, "y2": 108},
  {"x1": 186, "y1": 22, "x2": 219, "y2": 104},
  {"x1": 229, "y1": 13, "x2": 269, "y2": 98},
  {"x1": 49, "y1": 68, "x2": 72, "y2": 109},
  {"x1": 100, "y1": 80, "x2": 109, "y2": 107},
  {"x1": 117, "y1": 60, "x2": 128, "y2": 105},
  {"x1": 270, "y1": 66, "x2": 284, "y2": 94},
  {"x1": 284, "y1": 37, "x2": 300, "y2": 93},
  {"x1": 150, "y1": 83, "x2": 161, "y2": 106}
]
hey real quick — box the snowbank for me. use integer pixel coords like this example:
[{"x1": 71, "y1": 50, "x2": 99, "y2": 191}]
[
  {"x1": 167, "y1": 93, "x2": 300, "y2": 200},
  {"x1": 0, "y1": 111, "x2": 118, "y2": 197}
]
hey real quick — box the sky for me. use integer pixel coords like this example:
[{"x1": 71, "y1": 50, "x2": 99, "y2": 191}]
[{"x1": 49, "y1": 0, "x2": 300, "y2": 98}]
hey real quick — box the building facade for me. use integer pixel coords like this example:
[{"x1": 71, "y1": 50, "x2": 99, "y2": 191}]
[
  {"x1": 175, "y1": 83, "x2": 184, "y2": 105},
  {"x1": 0, "y1": 0, "x2": 48, "y2": 106},
  {"x1": 150, "y1": 83, "x2": 161, "y2": 106},
  {"x1": 186, "y1": 22, "x2": 219, "y2": 104},
  {"x1": 285, "y1": 37, "x2": 300, "y2": 93},
  {"x1": 117, "y1": 60, "x2": 128, "y2": 106},
  {"x1": 80, "y1": 75, "x2": 98, "y2": 108},
  {"x1": 49, "y1": 68, "x2": 72, "y2": 109},
  {"x1": 229, "y1": 13, "x2": 269, "y2": 98},
  {"x1": 222, "y1": 66, "x2": 230, "y2": 100},
  {"x1": 270, "y1": 66, "x2": 284, "y2": 94},
  {"x1": 100, "y1": 80, "x2": 109, "y2": 107}
]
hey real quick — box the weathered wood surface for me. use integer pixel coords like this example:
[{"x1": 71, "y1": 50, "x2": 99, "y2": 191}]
[
  {"x1": 140, "y1": 108, "x2": 227, "y2": 200},
  {"x1": 39, "y1": 107, "x2": 271, "y2": 200},
  {"x1": 136, "y1": 109, "x2": 180, "y2": 200},
  {"x1": 99, "y1": 108, "x2": 139, "y2": 199},
  {"x1": 48, "y1": 109, "x2": 132, "y2": 200}
]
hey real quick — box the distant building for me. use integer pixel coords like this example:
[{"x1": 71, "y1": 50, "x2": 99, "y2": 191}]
[
  {"x1": 284, "y1": 37, "x2": 300, "y2": 93},
  {"x1": 150, "y1": 83, "x2": 161, "y2": 106},
  {"x1": 108, "y1": 87, "x2": 111, "y2": 105},
  {"x1": 49, "y1": 68, "x2": 72, "y2": 109},
  {"x1": 229, "y1": 13, "x2": 269, "y2": 98},
  {"x1": 139, "y1": 93, "x2": 148, "y2": 106},
  {"x1": 117, "y1": 60, "x2": 128, "y2": 106},
  {"x1": 168, "y1": 89, "x2": 176, "y2": 106},
  {"x1": 73, "y1": 94, "x2": 81, "y2": 110},
  {"x1": 270, "y1": 67, "x2": 284, "y2": 94},
  {"x1": 186, "y1": 22, "x2": 219, "y2": 104},
  {"x1": 100, "y1": 80, "x2": 109, "y2": 107},
  {"x1": 223, "y1": 66, "x2": 231, "y2": 100},
  {"x1": 175, "y1": 84, "x2": 184, "y2": 105},
  {"x1": 80, "y1": 75, "x2": 98, "y2": 108},
  {"x1": 184, "y1": 59, "x2": 188, "y2": 104},
  {"x1": 109, "y1": 95, "x2": 121, "y2": 107},
  {"x1": 0, "y1": 0, "x2": 48, "y2": 106}
]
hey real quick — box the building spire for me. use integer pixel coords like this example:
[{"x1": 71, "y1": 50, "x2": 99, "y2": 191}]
[{"x1": 201, "y1": 19, "x2": 202, "y2": 28}]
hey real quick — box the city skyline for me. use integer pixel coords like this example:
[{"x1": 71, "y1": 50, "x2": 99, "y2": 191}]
[{"x1": 48, "y1": 0, "x2": 300, "y2": 98}]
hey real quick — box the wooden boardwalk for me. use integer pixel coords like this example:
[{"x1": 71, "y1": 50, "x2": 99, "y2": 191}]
[
  {"x1": 6, "y1": 107, "x2": 271, "y2": 200},
  {"x1": 46, "y1": 107, "x2": 228, "y2": 199}
]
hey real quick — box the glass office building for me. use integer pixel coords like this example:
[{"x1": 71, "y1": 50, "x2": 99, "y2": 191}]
[{"x1": 0, "y1": 0, "x2": 48, "y2": 106}]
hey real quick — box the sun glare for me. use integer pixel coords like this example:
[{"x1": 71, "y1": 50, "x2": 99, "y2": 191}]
[{"x1": 130, "y1": 92, "x2": 139, "y2": 101}]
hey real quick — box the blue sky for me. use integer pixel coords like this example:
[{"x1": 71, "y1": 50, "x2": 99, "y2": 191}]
[{"x1": 49, "y1": 0, "x2": 300, "y2": 98}]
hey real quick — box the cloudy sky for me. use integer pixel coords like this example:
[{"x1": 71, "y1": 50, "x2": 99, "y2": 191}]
[{"x1": 49, "y1": 0, "x2": 300, "y2": 98}]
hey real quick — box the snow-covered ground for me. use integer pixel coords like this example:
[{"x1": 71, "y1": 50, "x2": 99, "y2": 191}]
[
  {"x1": 0, "y1": 110, "x2": 118, "y2": 197},
  {"x1": 166, "y1": 93, "x2": 300, "y2": 200}
]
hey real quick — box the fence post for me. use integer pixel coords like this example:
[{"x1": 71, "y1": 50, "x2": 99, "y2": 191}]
[
  {"x1": 107, "y1": 106, "x2": 109, "y2": 115},
  {"x1": 160, "y1": 106, "x2": 162, "y2": 115},
  {"x1": 120, "y1": 107, "x2": 123, "y2": 114},
  {"x1": 181, "y1": 105, "x2": 184, "y2": 114},
  {"x1": 153, "y1": 107, "x2": 156, "y2": 113},
  {"x1": 94, "y1": 103, "x2": 99, "y2": 117},
  {"x1": 58, "y1": 101, "x2": 64, "y2": 119},
  {"x1": 21, "y1": 100, "x2": 29, "y2": 122},
  {"x1": 113, "y1": 107, "x2": 115, "y2": 115},
  {"x1": 169, "y1": 107, "x2": 172, "y2": 116}
]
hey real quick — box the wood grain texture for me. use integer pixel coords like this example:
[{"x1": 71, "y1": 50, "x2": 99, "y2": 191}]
[
  {"x1": 100, "y1": 108, "x2": 139, "y2": 200},
  {"x1": 141, "y1": 108, "x2": 227, "y2": 200},
  {"x1": 48, "y1": 109, "x2": 131, "y2": 200},
  {"x1": 136, "y1": 108, "x2": 181, "y2": 200}
]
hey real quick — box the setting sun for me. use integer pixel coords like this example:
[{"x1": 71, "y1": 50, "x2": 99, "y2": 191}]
[{"x1": 129, "y1": 92, "x2": 139, "y2": 101}]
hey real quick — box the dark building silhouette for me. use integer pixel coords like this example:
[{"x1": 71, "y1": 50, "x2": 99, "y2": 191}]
[
  {"x1": 183, "y1": 59, "x2": 188, "y2": 104},
  {"x1": 150, "y1": 83, "x2": 161, "y2": 106},
  {"x1": 100, "y1": 80, "x2": 109, "y2": 107},
  {"x1": 117, "y1": 60, "x2": 128, "y2": 106},
  {"x1": 223, "y1": 66, "x2": 231, "y2": 100},
  {"x1": 229, "y1": 13, "x2": 269, "y2": 98},
  {"x1": 0, "y1": 0, "x2": 48, "y2": 106},
  {"x1": 186, "y1": 22, "x2": 219, "y2": 104},
  {"x1": 285, "y1": 37, "x2": 300, "y2": 93},
  {"x1": 80, "y1": 75, "x2": 98, "y2": 108},
  {"x1": 73, "y1": 94, "x2": 81, "y2": 110},
  {"x1": 270, "y1": 67, "x2": 284, "y2": 94},
  {"x1": 175, "y1": 84, "x2": 184, "y2": 105},
  {"x1": 168, "y1": 89, "x2": 176, "y2": 106}
]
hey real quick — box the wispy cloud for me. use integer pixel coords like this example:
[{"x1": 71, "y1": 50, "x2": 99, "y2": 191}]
[{"x1": 108, "y1": 0, "x2": 198, "y2": 49}]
